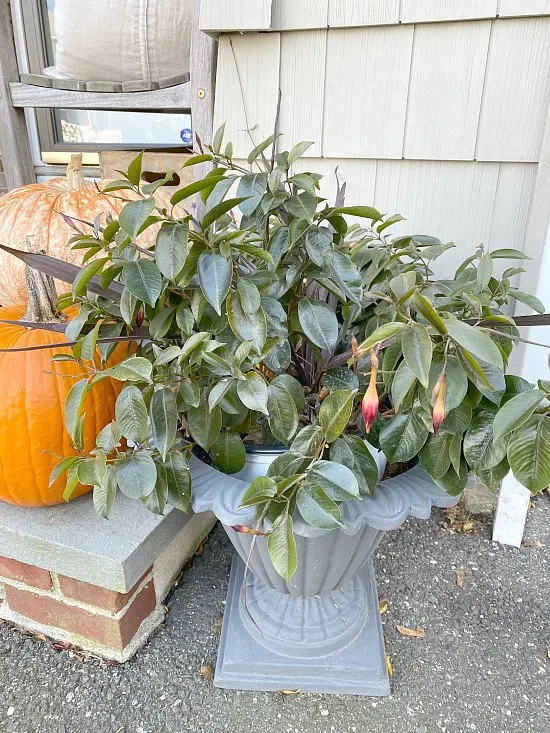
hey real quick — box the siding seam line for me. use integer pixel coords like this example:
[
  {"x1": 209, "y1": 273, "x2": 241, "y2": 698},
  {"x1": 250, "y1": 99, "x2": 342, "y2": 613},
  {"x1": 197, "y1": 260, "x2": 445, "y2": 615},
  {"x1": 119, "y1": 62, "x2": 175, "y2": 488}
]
[
  {"x1": 473, "y1": 19, "x2": 495, "y2": 161},
  {"x1": 401, "y1": 24, "x2": 417, "y2": 159}
]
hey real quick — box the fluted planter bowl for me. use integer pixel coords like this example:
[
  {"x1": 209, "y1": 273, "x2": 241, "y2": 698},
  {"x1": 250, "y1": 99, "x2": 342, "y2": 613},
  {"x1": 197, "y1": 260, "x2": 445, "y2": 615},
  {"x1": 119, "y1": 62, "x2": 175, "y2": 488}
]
[{"x1": 190, "y1": 446, "x2": 460, "y2": 696}]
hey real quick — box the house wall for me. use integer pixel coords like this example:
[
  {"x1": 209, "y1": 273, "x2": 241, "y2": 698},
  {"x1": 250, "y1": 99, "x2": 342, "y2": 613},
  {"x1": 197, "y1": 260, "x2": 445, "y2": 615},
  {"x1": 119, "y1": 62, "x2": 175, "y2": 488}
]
[{"x1": 205, "y1": 1, "x2": 550, "y2": 290}]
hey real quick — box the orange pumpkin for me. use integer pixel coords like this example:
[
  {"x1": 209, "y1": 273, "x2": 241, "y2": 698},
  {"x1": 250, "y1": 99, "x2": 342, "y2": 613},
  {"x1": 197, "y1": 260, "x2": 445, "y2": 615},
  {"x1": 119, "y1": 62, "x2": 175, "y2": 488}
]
[
  {"x1": 0, "y1": 154, "x2": 138, "y2": 307},
  {"x1": 0, "y1": 266, "x2": 129, "y2": 506}
]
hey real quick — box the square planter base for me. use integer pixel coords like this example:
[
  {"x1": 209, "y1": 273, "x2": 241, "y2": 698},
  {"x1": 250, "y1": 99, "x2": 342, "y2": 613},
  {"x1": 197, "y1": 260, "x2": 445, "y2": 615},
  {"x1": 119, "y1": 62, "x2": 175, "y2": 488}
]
[{"x1": 214, "y1": 555, "x2": 390, "y2": 696}]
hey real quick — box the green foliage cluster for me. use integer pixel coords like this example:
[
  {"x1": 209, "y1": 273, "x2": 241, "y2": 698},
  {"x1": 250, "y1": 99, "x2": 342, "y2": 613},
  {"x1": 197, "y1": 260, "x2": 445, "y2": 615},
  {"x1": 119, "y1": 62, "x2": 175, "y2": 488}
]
[{"x1": 45, "y1": 129, "x2": 549, "y2": 580}]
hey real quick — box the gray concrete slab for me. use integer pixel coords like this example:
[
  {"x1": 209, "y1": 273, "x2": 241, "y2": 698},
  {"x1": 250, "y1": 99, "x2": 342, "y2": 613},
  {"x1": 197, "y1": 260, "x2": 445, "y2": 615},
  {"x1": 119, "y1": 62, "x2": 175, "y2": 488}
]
[
  {"x1": 0, "y1": 495, "x2": 190, "y2": 592},
  {"x1": 0, "y1": 498, "x2": 548, "y2": 733}
]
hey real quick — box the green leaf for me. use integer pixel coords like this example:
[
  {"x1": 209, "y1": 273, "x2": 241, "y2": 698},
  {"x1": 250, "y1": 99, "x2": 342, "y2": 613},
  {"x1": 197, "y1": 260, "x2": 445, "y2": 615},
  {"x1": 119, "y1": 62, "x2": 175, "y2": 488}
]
[
  {"x1": 305, "y1": 226, "x2": 332, "y2": 266},
  {"x1": 119, "y1": 288, "x2": 137, "y2": 325},
  {"x1": 477, "y1": 253, "x2": 493, "y2": 290},
  {"x1": 463, "y1": 403, "x2": 507, "y2": 471},
  {"x1": 272, "y1": 374, "x2": 305, "y2": 412},
  {"x1": 150, "y1": 388, "x2": 178, "y2": 460},
  {"x1": 330, "y1": 251, "x2": 362, "y2": 306},
  {"x1": 307, "y1": 460, "x2": 360, "y2": 500},
  {"x1": 318, "y1": 389, "x2": 355, "y2": 443},
  {"x1": 154, "y1": 345, "x2": 183, "y2": 367},
  {"x1": 239, "y1": 476, "x2": 278, "y2": 508},
  {"x1": 49, "y1": 456, "x2": 80, "y2": 487},
  {"x1": 508, "y1": 289, "x2": 546, "y2": 314},
  {"x1": 389, "y1": 271, "x2": 417, "y2": 299},
  {"x1": 115, "y1": 386, "x2": 149, "y2": 443},
  {"x1": 343, "y1": 434, "x2": 379, "y2": 494},
  {"x1": 141, "y1": 171, "x2": 175, "y2": 196},
  {"x1": 178, "y1": 378, "x2": 201, "y2": 408},
  {"x1": 267, "y1": 383, "x2": 299, "y2": 444},
  {"x1": 116, "y1": 453, "x2": 157, "y2": 499},
  {"x1": 287, "y1": 141, "x2": 315, "y2": 164},
  {"x1": 391, "y1": 360, "x2": 417, "y2": 411},
  {"x1": 201, "y1": 197, "x2": 247, "y2": 230},
  {"x1": 119, "y1": 197, "x2": 156, "y2": 239},
  {"x1": 170, "y1": 175, "x2": 224, "y2": 206},
  {"x1": 267, "y1": 513, "x2": 297, "y2": 583},
  {"x1": 433, "y1": 458, "x2": 469, "y2": 496},
  {"x1": 211, "y1": 431, "x2": 246, "y2": 474},
  {"x1": 285, "y1": 192, "x2": 318, "y2": 223},
  {"x1": 96, "y1": 421, "x2": 122, "y2": 453},
  {"x1": 489, "y1": 248, "x2": 531, "y2": 259},
  {"x1": 187, "y1": 403, "x2": 222, "y2": 450},
  {"x1": 227, "y1": 290, "x2": 267, "y2": 355},
  {"x1": 379, "y1": 412, "x2": 429, "y2": 463},
  {"x1": 64, "y1": 378, "x2": 89, "y2": 441},
  {"x1": 359, "y1": 322, "x2": 406, "y2": 352},
  {"x1": 123, "y1": 260, "x2": 163, "y2": 307},
  {"x1": 93, "y1": 466, "x2": 117, "y2": 518},
  {"x1": 63, "y1": 463, "x2": 81, "y2": 501},
  {"x1": 296, "y1": 483, "x2": 343, "y2": 529},
  {"x1": 323, "y1": 368, "x2": 359, "y2": 393},
  {"x1": 297, "y1": 298, "x2": 339, "y2": 351},
  {"x1": 247, "y1": 135, "x2": 277, "y2": 164},
  {"x1": 237, "y1": 278, "x2": 261, "y2": 315},
  {"x1": 237, "y1": 173, "x2": 268, "y2": 216},
  {"x1": 72, "y1": 257, "x2": 109, "y2": 298},
  {"x1": 237, "y1": 372, "x2": 269, "y2": 415},
  {"x1": 493, "y1": 389, "x2": 546, "y2": 442},
  {"x1": 413, "y1": 292, "x2": 448, "y2": 334},
  {"x1": 141, "y1": 463, "x2": 169, "y2": 514},
  {"x1": 419, "y1": 433, "x2": 452, "y2": 478},
  {"x1": 266, "y1": 451, "x2": 308, "y2": 479},
  {"x1": 198, "y1": 251, "x2": 232, "y2": 315},
  {"x1": 402, "y1": 324, "x2": 432, "y2": 388},
  {"x1": 126, "y1": 151, "x2": 143, "y2": 186},
  {"x1": 208, "y1": 379, "x2": 233, "y2": 410},
  {"x1": 507, "y1": 415, "x2": 550, "y2": 493},
  {"x1": 290, "y1": 425, "x2": 326, "y2": 459},
  {"x1": 444, "y1": 320, "x2": 503, "y2": 369},
  {"x1": 333, "y1": 206, "x2": 382, "y2": 222},
  {"x1": 163, "y1": 452, "x2": 191, "y2": 512},
  {"x1": 77, "y1": 453, "x2": 107, "y2": 487},
  {"x1": 106, "y1": 356, "x2": 153, "y2": 383},
  {"x1": 476, "y1": 458, "x2": 510, "y2": 492},
  {"x1": 155, "y1": 223, "x2": 188, "y2": 279}
]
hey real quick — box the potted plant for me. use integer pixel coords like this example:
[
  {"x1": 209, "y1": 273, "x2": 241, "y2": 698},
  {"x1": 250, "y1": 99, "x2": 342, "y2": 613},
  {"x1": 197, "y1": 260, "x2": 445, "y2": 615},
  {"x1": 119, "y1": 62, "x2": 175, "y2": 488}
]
[{"x1": 4, "y1": 131, "x2": 549, "y2": 694}]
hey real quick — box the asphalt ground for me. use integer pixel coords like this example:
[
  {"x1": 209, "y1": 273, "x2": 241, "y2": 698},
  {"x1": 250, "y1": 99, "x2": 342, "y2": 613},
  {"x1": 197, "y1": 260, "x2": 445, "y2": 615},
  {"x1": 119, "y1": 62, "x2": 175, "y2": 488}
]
[{"x1": 0, "y1": 497, "x2": 548, "y2": 733}]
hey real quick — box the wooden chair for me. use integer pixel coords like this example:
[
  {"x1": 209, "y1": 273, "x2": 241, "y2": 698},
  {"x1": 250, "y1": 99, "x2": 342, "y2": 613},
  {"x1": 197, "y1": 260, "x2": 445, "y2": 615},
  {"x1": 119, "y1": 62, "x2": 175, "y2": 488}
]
[{"x1": 0, "y1": 0, "x2": 217, "y2": 189}]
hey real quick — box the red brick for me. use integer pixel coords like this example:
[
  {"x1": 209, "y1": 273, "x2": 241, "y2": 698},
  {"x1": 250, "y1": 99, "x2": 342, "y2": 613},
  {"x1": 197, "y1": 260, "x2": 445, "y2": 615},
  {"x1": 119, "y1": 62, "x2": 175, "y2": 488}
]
[
  {"x1": 58, "y1": 568, "x2": 152, "y2": 613},
  {"x1": 0, "y1": 557, "x2": 52, "y2": 590},
  {"x1": 4, "y1": 580, "x2": 157, "y2": 650}
]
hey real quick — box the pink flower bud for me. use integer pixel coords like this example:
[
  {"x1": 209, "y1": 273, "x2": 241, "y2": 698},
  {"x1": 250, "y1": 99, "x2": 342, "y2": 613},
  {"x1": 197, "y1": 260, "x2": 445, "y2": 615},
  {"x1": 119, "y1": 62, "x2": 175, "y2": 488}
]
[
  {"x1": 362, "y1": 363, "x2": 379, "y2": 433},
  {"x1": 431, "y1": 372, "x2": 447, "y2": 435}
]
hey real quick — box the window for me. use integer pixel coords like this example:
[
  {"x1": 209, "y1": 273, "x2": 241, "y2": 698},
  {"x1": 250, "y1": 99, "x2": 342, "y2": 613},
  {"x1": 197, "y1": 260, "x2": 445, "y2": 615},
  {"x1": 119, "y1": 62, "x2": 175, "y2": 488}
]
[{"x1": 15, "y1": 0, "x2": 192, "y2": 165}]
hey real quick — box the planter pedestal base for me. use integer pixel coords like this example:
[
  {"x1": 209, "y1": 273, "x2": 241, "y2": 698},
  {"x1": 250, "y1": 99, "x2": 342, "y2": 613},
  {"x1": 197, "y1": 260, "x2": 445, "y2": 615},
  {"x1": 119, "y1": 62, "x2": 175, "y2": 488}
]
[{"x1": 214, "y1": 555, "x2": 389, "y2": 696}]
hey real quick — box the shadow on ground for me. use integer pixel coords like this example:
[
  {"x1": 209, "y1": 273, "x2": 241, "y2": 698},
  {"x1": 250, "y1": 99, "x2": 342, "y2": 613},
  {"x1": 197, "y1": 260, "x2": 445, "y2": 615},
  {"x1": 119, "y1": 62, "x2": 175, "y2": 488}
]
[{"x1": 0, "y1": 499, "x2": 548, "y2": 733}]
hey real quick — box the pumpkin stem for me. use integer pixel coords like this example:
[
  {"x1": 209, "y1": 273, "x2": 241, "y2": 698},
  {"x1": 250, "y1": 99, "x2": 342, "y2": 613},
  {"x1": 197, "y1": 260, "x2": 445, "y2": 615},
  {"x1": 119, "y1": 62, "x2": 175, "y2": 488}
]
[
  {"x1": 65, "y1": 154, "x2": 86, "y2": 191},
  {"x1": 22, "y1": 255, "x2": 60, "y2": 324}
]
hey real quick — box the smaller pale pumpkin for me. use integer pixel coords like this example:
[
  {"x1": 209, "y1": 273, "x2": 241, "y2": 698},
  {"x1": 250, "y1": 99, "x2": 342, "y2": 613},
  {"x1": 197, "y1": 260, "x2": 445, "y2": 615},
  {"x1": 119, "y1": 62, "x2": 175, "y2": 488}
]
[
  {"x1": 0, "y1": 265, "x2": 128, "y2": 506},
  {"x1": 0, "y1": 154, "x2": 139, "y2": 307}
]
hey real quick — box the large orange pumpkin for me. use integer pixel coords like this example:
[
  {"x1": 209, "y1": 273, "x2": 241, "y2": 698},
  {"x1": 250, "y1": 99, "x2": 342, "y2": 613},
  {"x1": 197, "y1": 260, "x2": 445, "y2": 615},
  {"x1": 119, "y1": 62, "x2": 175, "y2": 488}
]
[
  {"x1": 0, "y1": 266, "x2": 129, "y2": 506},
  {"x1": 0, "y1": 154, "x2": 138, "y2": 307}
]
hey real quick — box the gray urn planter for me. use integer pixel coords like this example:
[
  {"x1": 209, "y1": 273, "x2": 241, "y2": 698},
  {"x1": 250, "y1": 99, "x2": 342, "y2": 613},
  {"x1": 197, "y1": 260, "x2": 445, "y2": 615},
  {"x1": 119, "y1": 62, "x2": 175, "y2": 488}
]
[{"x1": 191, "y1": 453, "x2": 460, "y2": 696}]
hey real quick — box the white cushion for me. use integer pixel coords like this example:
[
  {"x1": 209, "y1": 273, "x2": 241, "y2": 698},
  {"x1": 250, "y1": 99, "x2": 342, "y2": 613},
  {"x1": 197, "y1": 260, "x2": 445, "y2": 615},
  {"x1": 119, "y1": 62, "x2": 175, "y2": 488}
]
[{"x1": 52, "y1": 0, "x2": 193, "y2": 82}]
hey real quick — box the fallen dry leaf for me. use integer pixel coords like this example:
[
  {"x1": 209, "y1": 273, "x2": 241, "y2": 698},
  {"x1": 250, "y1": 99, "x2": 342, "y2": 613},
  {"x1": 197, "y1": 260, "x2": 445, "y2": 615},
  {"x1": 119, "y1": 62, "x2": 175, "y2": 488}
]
[
  {"x1": 386, "y1": 655, "x2": 393, "y2": 678},
  {"x1": 396, "y1": 625, "x2": 426, "y2": 638},
  {"x1": 456, "y1": 568, "x2": 465, "y2": 589},
  {"x1": 379, "y1": 592, "x2": 389, "y2": 615},
  {"x1": 279, "y1": 689, "x2": 300, "y2": 695},
  {"x1": 214, "y1": 617, "x2": 223, "y2": 634},
  {"x1": 200, "y1": 664, "x2": 214, "y2": 681},
  {"x1": 461, "y1": 521, "x2": 474, "y2": 532}
]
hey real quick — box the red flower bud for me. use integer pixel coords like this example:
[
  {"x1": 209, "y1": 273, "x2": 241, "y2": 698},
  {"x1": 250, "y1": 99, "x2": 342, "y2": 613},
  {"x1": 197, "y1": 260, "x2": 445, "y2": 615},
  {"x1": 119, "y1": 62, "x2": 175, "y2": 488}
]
[
  {"x1": 362, "y1": 350, "x2": 380, "y2": 433},
  {"x1": 432, "y1": 372, "x2": 447, "y2": 435},
  {"x1": 230, "y1": 525, "x2": 269, "y2": 536},
  {"x1": 135, "y1": 306, "x2": 145, "y2": 328}
]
